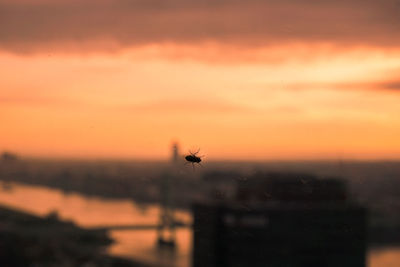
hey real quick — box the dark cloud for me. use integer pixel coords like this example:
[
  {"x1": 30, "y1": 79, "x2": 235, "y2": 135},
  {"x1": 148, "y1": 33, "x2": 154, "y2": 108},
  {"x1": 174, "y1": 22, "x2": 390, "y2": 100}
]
[
  {"x1": 332, "y1": 80, "x2": 400, "y2": 91},
  {"x1": 282, "y1": 79, "x2": 400, "y2": 92},
  {"x1": 380, "y1": 82, "x2": 400, "y2": 90},
  {"x1": 1, "y1": 0, "x2": 400, "y2": 53}
]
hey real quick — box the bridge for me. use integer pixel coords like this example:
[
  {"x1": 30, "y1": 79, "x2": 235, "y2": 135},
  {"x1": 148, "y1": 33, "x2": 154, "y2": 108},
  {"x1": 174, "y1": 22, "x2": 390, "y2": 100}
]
[{"x1": 89, "y1": 222, "x2": 192, "y2": 231}]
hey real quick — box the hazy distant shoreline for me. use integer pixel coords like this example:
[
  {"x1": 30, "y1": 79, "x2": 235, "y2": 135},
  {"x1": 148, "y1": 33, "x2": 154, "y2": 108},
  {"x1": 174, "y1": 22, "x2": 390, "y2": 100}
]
[{"x1": 1, "y1": 158, "x2": 400, "y2": 246}]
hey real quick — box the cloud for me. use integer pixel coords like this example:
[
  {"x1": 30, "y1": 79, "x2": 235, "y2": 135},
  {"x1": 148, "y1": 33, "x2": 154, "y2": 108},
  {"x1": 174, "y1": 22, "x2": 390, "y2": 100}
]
[
  {"x1": 332, "y1": 80, "x2": 400, "y2": 91},
  {"x1": 281, "y1": 79, "x2": 400, "y2": 92},
  {"x1": 379, "y1": 81, "x2": 400, "y2": 90},
  {"x1": 121, "y1": 98, "x2": 252, "y2": 114},
  {"x1": 1, "y1": 0, "x2": 400, "y2": 53},
  {"x1": 0, "y1": 95, "x2": 78, "y2": 107}
]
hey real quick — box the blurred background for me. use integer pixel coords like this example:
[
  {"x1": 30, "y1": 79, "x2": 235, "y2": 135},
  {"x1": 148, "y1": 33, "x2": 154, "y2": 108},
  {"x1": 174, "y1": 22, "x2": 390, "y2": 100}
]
[{"x1": 1, "y1": 0, "x2": 400, "y2": 266}]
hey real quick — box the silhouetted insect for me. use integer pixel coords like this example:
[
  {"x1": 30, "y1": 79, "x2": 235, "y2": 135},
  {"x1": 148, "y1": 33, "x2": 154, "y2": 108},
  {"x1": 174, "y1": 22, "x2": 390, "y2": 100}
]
[{"x1": 185, "y1": 149, "x2": 203, "y2": 170}]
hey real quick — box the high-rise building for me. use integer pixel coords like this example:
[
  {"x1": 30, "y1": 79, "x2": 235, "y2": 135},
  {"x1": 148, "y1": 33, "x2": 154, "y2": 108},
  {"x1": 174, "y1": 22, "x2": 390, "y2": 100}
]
[
  {"x1": 157, "y1": 142, "x2": 180, "y2": 248},
  {"x1": 192, "y1": 173, "x2": 367, "y2": 267}
]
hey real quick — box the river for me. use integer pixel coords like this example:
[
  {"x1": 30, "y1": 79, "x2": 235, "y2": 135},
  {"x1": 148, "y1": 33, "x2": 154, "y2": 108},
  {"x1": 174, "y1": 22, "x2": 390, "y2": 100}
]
[{"x1": 0, "y1": 181, "x2": 398, "y2": 267}]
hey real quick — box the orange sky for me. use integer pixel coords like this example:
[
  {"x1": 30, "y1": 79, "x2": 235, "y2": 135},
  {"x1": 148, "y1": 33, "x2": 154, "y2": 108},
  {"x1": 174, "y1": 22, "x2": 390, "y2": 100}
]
[{"x1": 1, "y1": 1, "x2": 400, "y2": 160}]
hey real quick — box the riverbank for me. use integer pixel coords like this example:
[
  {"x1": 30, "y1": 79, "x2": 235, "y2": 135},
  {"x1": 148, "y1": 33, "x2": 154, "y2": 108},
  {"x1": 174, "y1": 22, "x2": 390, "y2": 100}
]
[{"x1": 0, "y1": 204, "x2": 149, "y2": 267}]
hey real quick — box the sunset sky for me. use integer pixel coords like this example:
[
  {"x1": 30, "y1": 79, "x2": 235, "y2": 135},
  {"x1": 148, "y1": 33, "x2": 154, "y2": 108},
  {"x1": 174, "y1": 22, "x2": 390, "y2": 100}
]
[{"x1": 1, "y1": 0, "x2": 400, "y2": 160}]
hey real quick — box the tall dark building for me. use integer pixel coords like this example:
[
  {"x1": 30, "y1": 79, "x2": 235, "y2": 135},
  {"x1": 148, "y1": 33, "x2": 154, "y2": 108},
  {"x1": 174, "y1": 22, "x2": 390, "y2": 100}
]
[{"x1": 192, "y1": 173, "x2": 367, "y2": 267}]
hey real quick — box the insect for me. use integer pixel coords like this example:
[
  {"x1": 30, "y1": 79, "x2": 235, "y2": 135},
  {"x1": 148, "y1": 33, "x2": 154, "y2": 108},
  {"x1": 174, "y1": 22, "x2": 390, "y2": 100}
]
[{"x1": 185, "y1": 149, "x2": 204, "y2": 170}]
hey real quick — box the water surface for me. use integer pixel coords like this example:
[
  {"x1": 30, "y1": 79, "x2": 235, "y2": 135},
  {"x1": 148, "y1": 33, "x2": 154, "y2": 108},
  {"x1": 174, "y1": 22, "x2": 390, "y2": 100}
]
[{"x1": 0, "y1": 181, "x2": 397, "y2": 267}]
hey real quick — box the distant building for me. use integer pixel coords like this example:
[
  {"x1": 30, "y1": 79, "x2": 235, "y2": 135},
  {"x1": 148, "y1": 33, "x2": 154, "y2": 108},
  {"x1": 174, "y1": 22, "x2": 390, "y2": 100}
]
[
  {"x1": 192, "y1": 172, "x2": 367, "y2": 267},
  {"x1": 156, "y1": 142, "x2": 181, "y2": 248},
  {"x1": 171, "y1": 142, "x2": 180, "y2": 165},
  {"x1": 1, "y1": 152, "x2": 18, "y2": 162}
]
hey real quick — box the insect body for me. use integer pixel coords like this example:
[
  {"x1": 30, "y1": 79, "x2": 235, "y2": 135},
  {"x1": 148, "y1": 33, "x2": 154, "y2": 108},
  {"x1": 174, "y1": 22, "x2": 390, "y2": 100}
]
[
  {"x1": 185, "y1": 149, "x2": 203, "y2": 170},
  {"x1": 185, "y1": 155, "x2": 201, "y2": 163}
]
